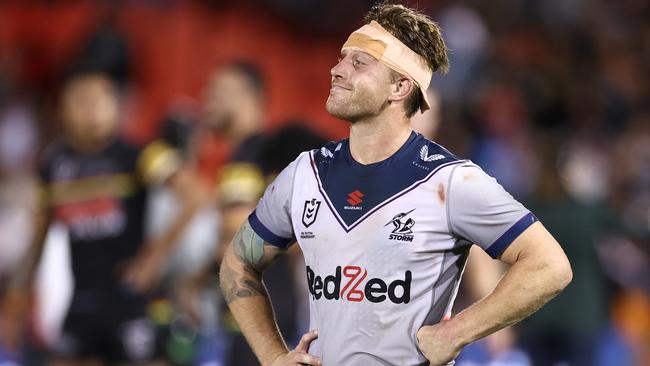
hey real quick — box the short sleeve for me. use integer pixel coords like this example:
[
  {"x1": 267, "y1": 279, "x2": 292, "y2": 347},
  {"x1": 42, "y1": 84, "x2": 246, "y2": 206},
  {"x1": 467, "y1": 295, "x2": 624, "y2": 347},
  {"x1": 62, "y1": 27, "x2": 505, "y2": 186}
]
[
  {"x1": 136, "y1": 140, "x2": 182, "y2": 185},
  {"x1": 217, "y1": 162, "x2": 265, "y2": 206},
  {"x1": 248, "y1": 155, "x2": 301, "y2": 248},
  {"x1": 448, "y1": 163, "x2": 538, "y2": 258}
]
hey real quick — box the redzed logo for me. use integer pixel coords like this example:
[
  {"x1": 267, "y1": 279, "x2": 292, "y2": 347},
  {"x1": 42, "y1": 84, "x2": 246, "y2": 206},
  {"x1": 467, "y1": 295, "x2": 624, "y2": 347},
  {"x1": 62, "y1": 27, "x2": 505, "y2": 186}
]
[
  {"x1": 346, "y1": 190, "x2": 364, "y2": 206},
  {"x1": 306, "y1": 265, "x2": 411, "y2": 304}
]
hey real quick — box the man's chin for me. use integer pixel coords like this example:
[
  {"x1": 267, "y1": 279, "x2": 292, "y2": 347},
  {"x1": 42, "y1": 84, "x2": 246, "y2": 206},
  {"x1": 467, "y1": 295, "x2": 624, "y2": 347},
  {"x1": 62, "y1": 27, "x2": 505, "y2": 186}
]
[
  {"x1": 205, "y1": 117, "x2": 232, "y2": 133},
  {"x1": 326, "y1": 107, "x2": 347, "y2": 121},
  {"x1": 326, "y1": 100, "x2": 350, "y2": 120},
  {"x1": 327, "y1": 104, "x2": 366, "y2": 123}
]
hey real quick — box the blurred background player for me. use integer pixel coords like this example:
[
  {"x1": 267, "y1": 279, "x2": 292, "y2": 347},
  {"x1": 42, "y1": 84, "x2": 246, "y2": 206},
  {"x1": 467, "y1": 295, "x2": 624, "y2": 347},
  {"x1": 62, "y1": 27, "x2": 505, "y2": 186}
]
[
  {"x1": 193, "y1": 60, "x2": 270, "y2": 366},
  {"x1": 193, "y1": 60, "x2": 268, "y2": 190},
  {"x1": 174, "y1": 61, "x2": 327, "y2": 366},
  {"x1": 1, "y1": 70, "x2": 202, "y2": 366}
]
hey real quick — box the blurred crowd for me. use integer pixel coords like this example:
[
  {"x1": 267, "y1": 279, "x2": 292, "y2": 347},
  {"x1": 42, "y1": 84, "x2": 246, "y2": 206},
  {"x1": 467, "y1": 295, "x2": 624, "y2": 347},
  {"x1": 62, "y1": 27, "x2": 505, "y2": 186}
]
[{"x1": 0, "y1": 1, "x2": 649, "y2": 366}]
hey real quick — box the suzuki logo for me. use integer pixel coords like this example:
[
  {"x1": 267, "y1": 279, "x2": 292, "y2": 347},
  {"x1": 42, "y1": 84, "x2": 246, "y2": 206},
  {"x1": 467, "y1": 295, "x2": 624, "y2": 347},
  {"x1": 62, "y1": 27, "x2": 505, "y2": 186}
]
[{"x1": 346, "y1": 190, "x2": 364, "y2": 206}]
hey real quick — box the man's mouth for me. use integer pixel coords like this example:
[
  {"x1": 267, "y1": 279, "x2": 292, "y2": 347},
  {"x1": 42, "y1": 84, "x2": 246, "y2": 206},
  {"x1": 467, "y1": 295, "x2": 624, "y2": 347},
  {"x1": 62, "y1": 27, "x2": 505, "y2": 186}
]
[{"x1": 330, "y1": 84, "x2": 351, "y2": 92}]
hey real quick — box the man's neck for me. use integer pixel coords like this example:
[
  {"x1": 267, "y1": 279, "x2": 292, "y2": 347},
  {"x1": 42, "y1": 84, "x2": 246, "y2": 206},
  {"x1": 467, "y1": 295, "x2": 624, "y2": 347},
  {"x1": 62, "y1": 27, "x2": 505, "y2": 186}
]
[
  {"x1": 225, "y1": 112, "x2": 262, "y2": 148},
  {"x1": 348, "y1": 112, "x2": 412, "y2": 165},
  {"x1": 68, "y1": 134, "x2": 116, "y2": 155},
  {"x1": 226, "y1": 126, "x2": 254, "y2": 148}
]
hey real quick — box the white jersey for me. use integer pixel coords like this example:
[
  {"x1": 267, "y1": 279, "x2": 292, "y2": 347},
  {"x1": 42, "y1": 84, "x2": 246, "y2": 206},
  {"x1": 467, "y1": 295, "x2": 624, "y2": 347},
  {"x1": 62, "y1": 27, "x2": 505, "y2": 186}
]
[{"x1": 249, "y1": 132, "x2": 536, "y2": 366}]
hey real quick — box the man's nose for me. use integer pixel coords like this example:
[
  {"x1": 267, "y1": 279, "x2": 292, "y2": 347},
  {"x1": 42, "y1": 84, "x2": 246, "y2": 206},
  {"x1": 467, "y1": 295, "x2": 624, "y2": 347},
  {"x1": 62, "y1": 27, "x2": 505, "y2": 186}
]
[{"x1": 330, "y1": 59, "x2": 346, "y2": 79}]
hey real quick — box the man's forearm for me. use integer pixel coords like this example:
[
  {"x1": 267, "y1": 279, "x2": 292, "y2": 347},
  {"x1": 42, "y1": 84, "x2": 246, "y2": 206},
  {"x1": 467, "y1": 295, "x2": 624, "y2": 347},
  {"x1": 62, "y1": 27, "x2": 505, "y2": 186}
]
[
  {"x1": 448, "y1": 250, "x2": 571, "y2": 347},
  {"x1": 10, "y1": 209, "x2": 50, "y2": 288},
  {"x1": 220, "y1": 250, "x2": 288, "y2": 365},
  {"x1": 150, "y1": 198, "x2": 200, "y2": 256},
  {"x1": 152, "y1": 168, "x2": 205, "y2": 256},
  {"x1": 219, "y1": 223, "x2": 289, "y2": 365}
]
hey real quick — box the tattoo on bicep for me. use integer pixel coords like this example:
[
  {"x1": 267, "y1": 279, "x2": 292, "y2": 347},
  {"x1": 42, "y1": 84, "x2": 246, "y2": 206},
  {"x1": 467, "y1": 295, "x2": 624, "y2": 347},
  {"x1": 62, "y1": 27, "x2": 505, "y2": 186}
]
[
  {"x1": 220, "y1": 221, "x2": 283, "y2": 304},
  {"x1": 233, "y1": 221, "x2": 266, "y2": 268}
]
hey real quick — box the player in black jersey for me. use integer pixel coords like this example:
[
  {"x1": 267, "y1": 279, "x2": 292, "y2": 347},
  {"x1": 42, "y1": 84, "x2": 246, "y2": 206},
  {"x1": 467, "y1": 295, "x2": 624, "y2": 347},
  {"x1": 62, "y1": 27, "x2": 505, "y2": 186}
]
[{"x1": 1, "y1": 71, "x2": 202, "y2": 365}]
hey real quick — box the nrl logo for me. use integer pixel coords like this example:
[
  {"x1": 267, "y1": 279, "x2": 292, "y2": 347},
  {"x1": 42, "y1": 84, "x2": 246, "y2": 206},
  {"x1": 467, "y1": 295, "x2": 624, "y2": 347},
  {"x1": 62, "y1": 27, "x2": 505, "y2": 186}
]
[
  {"x1": 420, "y1": 145, "x2": 445, "y2": 162},
  {"x1": 385, "y1": 208, "x2": 416, "y2": 242},
  {"x1": 302, "y1": 198, "x2": 322, "y2": 228}
]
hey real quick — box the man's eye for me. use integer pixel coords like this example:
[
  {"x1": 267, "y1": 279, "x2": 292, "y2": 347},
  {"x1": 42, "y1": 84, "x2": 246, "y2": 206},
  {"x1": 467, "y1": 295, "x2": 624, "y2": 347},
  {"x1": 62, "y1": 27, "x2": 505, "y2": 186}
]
[{"x1": 353, "y1": 60, "x2": 363, "y2": 67}]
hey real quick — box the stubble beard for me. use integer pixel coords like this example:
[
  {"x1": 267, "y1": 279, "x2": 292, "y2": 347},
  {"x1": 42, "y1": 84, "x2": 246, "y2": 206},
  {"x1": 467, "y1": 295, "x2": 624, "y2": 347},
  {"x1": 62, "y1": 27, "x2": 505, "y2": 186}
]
[
  {"x1": 326, "y1": 95, "x2": 356, "y2": 122},
  {"x1": 325, "y1": 89, "x2": 386, "y2": 123}
]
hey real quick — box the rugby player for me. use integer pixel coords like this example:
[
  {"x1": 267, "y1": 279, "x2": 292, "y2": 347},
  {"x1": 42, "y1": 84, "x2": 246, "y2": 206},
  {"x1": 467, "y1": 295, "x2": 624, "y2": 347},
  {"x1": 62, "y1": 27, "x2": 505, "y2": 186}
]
[
  {"x1": 1, "y1": 71, "x2": 202, "y2": 365},
  {"x1": 219, "y1": 3, "x2": 572, "y2": 365}
]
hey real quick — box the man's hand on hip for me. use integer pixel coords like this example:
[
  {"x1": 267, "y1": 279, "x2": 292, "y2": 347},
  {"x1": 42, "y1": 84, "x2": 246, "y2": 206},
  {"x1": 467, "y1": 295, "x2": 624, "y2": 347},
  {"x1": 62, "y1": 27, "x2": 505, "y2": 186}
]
[
  {"x1": 417, "y1": 321, "x2": 464, "y2": 366},
  {"x1": 271, "y1": 330, "x2": 321, "y2": 366}
]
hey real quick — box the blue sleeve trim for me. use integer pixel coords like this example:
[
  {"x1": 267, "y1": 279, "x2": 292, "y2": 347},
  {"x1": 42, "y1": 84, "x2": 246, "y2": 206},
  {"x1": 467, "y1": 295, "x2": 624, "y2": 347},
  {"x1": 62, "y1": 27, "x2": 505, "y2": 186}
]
[
  {"x1": 485, "y1": 212, "x2": 538, "y2": 259},
  {"x1": 248, "y1": 210, "x2": 293, "y2": 248}
]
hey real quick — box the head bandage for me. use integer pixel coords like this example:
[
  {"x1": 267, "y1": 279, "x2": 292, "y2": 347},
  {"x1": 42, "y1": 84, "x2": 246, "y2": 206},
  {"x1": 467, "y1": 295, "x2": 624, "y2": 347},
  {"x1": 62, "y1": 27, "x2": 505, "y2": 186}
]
[{"x1": 342, "y1": 20, "x2": 433, "y2": 112}]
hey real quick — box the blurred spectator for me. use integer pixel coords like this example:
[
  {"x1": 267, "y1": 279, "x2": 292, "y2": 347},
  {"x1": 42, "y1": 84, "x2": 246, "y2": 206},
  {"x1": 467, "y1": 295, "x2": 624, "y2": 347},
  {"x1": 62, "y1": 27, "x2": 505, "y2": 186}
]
[
  {"x1": 434, "y1": 5, "x2": 490, "y2": 103},
  {"x1": 610, "y1": 113, "x2": 650, "y2": 240},
  {"x1": 600, "y1": 112, "x2": 650, "y2": 366},
  {"x1": 469, "y1": 82, "x2": 540, "y2": 199},
  {"x1": 517, "y1": 132, "x2": 617, "y2": 366},
  {"x1": 203, "y1": 61, "x2": 267, "y2": 165},
  {"x1": 177, "y1": 60, "x2": 282, "y2": 366},
  {"x1": 0, "y1": 99, "x2": 39, "y2": 281},
  {"x1": 0, "y1": 71, "x2": 202, "y2": 365},
  {"x1": 0, "y1": 97, "x2": 41, "y2": 366},
  {"x1": 144, "y1": 97, "x2": 222, "y2": 366}
]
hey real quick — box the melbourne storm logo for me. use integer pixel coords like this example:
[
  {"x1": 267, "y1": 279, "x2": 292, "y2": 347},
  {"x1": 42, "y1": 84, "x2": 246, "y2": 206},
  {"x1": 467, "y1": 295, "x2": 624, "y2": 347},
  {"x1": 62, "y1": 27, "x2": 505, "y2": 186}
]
[
  {"x1": 302, "y1": 198, "x2": 321, "y2": 228},
  {"x1": 385, "y1": 208, "x2": 415, "y2": 242}
]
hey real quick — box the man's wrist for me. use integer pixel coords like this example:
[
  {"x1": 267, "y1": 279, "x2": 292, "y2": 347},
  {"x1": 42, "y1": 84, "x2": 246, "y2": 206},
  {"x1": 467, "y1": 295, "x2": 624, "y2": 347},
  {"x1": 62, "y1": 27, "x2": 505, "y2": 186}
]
[
  {"x1": 443, "y1": 316, "x2": 474, "y2": 348},
  {"x1": 143, "y1": 238, "x2": 171, "y2": 259},
  {"x1": 8, "y1": 272, "x2": 32, "y2": 290},
  {"x1": 265, "y1": 350, "x2": 289, "y2": 366}
]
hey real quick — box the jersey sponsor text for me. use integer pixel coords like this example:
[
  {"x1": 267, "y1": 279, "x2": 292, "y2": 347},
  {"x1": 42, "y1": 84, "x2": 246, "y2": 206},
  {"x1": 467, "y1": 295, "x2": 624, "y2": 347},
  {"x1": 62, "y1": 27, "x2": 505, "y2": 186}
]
[{"x1": 306, "y1": 265, "x2": 411, "y2": 304}]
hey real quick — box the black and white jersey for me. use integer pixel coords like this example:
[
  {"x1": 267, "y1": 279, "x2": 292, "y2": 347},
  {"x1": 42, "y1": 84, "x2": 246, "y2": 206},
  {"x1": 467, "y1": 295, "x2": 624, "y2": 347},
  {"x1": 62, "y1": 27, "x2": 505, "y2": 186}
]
[{"x1": 38, "y1": 139, "x2": 179, "y2": 293}]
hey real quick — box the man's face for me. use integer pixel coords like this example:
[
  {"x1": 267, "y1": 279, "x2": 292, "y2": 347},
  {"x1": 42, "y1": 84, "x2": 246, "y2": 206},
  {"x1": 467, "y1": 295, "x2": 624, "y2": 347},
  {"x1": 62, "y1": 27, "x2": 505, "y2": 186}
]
[
  {"x1": 202, "y1": 67, "x2": 258, "y2": 131},
  {"x1": 326, "y1": 49, "x2": 395, "y2": 122},
  {"x1": 62, "y1": 74, "x2": 119, "y2": 145}
]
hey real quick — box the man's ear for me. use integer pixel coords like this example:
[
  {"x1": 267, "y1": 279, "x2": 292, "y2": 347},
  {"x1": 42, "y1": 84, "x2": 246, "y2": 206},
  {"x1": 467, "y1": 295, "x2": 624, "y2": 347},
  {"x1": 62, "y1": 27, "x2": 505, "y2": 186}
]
[{"x1": 388, "y1": 77, "x2": 415, "y2": 103}]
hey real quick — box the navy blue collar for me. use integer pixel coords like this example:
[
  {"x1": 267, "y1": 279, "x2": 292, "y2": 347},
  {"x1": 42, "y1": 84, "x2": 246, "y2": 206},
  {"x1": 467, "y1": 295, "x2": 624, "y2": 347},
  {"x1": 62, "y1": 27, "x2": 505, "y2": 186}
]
[
  {"x1": 310, "y1": 132, "x2": 462, "y2": 232},
  {"x1": 343, "y1": 131, "x2": 420, "y2": 169}
]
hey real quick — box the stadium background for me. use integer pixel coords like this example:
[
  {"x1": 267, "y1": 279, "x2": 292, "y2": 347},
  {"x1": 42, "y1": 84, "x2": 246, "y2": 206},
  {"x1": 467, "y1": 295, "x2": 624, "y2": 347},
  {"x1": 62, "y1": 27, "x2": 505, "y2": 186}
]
[{"x1": 0, "y1": 0, "x2": 648, "y2": 365}]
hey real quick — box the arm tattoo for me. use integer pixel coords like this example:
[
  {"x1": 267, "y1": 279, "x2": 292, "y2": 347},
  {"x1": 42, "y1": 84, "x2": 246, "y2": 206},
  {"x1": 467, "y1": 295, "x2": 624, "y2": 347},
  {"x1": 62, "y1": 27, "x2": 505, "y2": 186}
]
[
  {"x1": 220, "y1": 221, "x2": 283, "y2": 304},
  {"x1": 233, "y1": 221, "x2": 266, "y2": 268},
  {"x1": 221, "y1": 258, "x2": 267, "y2": 304}
]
